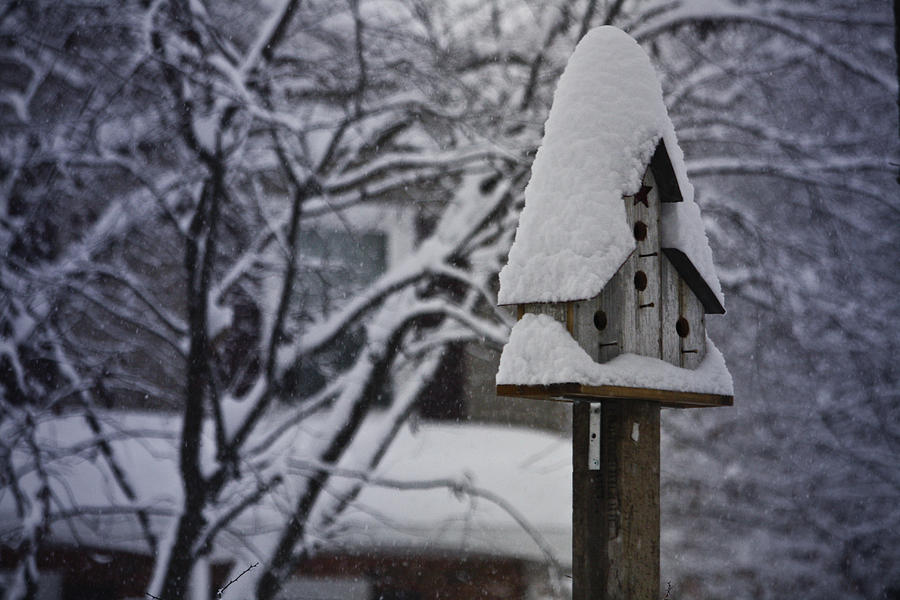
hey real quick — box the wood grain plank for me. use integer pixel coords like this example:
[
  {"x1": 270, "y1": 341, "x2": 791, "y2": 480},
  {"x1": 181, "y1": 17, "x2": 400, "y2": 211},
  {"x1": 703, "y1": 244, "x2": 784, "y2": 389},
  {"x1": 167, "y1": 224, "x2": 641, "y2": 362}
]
[
  {"x1": 600, "y1": 399, "x2": 660, "y2": 600},
  {"x1": 659, "y1": 252, "x2": 681, "y2": 366},
  {"x1": 522, "y1": 301, "x2": 567, "y2": 325},
  {"x1": 679, "y1": 278, "x2": 706, "y2": 369},
  {"x1": 573, "y1": 296, "x2": 601, "y2": 362},
  {"x1": 496, "y1": 383, "x2": 733, "y2": 408},
  {"x1": 572, "y1": 402, "x2": 604, "y2": 600},
  {"x1": 597, "y1": 272, "x2": 623, "y2": 363},
  {"x1": 634, "y1": 167, "x2": 661, "y2": 358},
  {"x1": 621, "y1": 189, "x2": 639, "y2": 356}
]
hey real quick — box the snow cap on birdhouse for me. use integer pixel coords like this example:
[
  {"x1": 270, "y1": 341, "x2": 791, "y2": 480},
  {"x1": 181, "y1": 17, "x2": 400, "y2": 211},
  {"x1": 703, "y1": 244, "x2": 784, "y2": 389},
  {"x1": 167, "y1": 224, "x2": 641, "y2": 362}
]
[{"x1": 496, "y1": 27, "x2": 733, "y2": 408}]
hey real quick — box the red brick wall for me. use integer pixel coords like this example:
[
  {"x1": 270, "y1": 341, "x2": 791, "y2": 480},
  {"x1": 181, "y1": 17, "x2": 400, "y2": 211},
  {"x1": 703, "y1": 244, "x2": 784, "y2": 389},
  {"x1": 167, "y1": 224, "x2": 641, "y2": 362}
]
[
  {"x1": 298, "y1": 551, "x2": 530, "y2": 600},
  {"x1": 0, "y1": 546, "x2": 231, "y2": 600}
]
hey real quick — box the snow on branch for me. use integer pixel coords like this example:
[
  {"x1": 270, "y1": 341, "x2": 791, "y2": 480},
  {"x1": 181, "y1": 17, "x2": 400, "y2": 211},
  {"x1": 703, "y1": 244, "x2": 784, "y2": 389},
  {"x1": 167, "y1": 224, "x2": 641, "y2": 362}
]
[
  {"x1": 322, "y1": 146, "x2": 501, "y2": 195},
  {"x1": 676, "y1": 117, "x2": 872, "y2": 153}
]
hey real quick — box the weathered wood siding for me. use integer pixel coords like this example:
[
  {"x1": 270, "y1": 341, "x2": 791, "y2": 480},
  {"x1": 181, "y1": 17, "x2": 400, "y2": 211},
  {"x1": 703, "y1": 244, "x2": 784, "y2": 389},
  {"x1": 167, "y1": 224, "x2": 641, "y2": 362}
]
[
  {"x1": 518, "y1": 301, "x2": 568, "y2": 326},
  {"x1": 573, "y1": 400, "x2": 660, "y2": 600},
  {"x1": 621, "y1": 167, "x2": 661, "y2": 359},
  {"x1": 572, "y1": 296, "x2": 599, "y2": 362},
  {"x1": 527, "y1": 166, "x2": 711, "y2": 371},
  {"x1": 659, "y1": 253, "x2": 707, "y2": 369},
  {"x1": 573, "y1": 273, "x2": 623, "y2": 363},
  {"x1": 659, "y1": 252, "x2": 681, "y2": 366},
  {"x1": 678, "y1": 278, "x2": 707, "y2": 368}
]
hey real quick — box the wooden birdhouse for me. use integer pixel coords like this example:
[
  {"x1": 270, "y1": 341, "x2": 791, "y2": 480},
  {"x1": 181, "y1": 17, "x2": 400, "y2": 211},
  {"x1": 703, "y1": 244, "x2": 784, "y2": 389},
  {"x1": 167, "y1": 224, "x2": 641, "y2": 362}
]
[{"x1": 495, "y1": 27, "x2": 732, "y2": 409}]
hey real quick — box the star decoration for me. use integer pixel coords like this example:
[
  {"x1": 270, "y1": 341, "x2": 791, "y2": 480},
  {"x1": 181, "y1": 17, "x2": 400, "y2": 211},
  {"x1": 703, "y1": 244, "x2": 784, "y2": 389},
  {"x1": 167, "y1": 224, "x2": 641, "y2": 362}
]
[{"x1": 633, "y1": 185, "x2": 652, "y2": 207}]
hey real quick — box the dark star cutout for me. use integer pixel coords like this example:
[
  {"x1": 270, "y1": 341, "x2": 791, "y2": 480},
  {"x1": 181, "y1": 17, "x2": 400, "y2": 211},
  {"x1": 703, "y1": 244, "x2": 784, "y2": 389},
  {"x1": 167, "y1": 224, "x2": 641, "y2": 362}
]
[{"x1": 633, "y1": 185, "x2": 652, "y2": 207}]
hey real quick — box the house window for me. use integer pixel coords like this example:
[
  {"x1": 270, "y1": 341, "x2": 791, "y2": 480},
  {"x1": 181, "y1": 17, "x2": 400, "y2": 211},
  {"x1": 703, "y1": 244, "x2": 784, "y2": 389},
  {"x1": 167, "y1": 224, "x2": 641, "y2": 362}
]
[
  {"x1": 289, "y1": 225, "x2": 464, "y2": 420},
  {"x1": 376, "y1": 589, "x2": 422, "y2": 600},
  {"x1": 298, "y1": 229, "x2": 387, "y2": 317},
  {"x1": 290, "y1": 229, "x2": 388, "y2": 399},
  {"x1": 417, "y1": 342, "x2": 465, "y2": 421},
  {"x1": 277, "y1": 576, "x2": 372, "y2": 599}
]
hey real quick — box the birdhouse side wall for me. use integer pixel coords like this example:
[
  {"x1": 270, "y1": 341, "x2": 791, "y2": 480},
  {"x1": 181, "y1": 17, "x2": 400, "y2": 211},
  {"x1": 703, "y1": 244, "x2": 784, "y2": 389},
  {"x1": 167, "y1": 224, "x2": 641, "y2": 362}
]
[
  {"x1": 571, "y1": 285, "x2": 620, "y2": 363},
  {"x1": 621, "y1": 167, "x2": 662, "y2": 359},
  {"x1": 679, "y1": 278, "x2": 706, "y2": 368},
  {"x1": 660, "y1": 254, "x2": 681, "y2": 365},
  {"x1": 517, "y1": 302, "x2": 570, "y2": 330},
  {"x1": 660, "y1": 253, "x2": 708, "y2": 369},
  {"x1": 570, "y1": 167, "x2": 663, "y2": 365},
  {"x1": 516, "y1": 167, "x2": 709, "y2": 373}
]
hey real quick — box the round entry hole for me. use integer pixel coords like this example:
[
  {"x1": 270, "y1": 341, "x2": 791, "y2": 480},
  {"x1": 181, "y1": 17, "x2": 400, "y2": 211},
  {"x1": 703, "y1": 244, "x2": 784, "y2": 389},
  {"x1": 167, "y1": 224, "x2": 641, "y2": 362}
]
[
  {"x1": 593, "y1": 310, "x2": 608, "y2": 331},
  {"x1": 676, "y1": 317, "x2": 690, "y2": 338},
  {"x1": 634, "y1": 221, "x2": 648, "y2": 241},
  {"x1": 634, "y1": 270, "x2": 648, "y2": 291}
]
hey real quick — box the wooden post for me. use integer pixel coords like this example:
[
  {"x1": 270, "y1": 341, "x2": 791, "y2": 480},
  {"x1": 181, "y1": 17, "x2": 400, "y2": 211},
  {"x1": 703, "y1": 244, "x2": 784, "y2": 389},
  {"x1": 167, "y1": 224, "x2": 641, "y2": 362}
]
[
  {"x1": 573, "y1": 399, "x2": 660, "y2": 600},
  {"x1": 573, "y1": 401, "x2": 603, "y2": 600}
]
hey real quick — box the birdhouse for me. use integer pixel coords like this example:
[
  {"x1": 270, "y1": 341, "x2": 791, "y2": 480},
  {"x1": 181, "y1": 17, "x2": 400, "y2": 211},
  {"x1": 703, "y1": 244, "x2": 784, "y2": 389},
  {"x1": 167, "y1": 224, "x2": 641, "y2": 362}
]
[{"x1": 495, "y1": 27, "x2": 733, "y2": 408}]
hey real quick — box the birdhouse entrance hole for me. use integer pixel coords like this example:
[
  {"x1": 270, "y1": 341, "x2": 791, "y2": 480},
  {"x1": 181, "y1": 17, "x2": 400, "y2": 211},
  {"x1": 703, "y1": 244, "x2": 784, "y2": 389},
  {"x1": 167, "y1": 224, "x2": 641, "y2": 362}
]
[
  {"x1": 634, "y1": 270, "x2": 648, "y2": 291},
  {"x1": 634, "y1": 221, "x2": 648, "y2": 241},
  {"x1": 676, "y1": 316, "x2": 690, "y2": 338}
]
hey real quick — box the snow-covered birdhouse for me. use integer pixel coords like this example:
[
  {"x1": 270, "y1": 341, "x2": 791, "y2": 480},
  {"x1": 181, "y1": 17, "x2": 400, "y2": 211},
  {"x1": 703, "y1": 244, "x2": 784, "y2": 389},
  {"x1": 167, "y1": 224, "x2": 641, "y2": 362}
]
[{"x1": 495, "y1": 27, "x2": 733, "y2": 408}]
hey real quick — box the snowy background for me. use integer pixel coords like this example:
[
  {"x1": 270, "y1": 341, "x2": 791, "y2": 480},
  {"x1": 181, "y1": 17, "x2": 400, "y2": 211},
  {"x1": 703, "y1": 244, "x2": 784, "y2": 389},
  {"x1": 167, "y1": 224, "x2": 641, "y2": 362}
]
[{"x1": 1, "y1": 1, "x2": 898, "y2": 599}]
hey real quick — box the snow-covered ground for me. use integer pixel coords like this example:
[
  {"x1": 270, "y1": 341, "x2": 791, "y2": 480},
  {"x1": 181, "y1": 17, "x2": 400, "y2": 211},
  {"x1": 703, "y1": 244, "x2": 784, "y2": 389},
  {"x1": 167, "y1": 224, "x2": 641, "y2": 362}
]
[
  {"x1": 333, "y1": 421, "x2": 571, "y2": 563},
  {"x1": 0, "y1": 411, "x2": 572, "y2": 567}
]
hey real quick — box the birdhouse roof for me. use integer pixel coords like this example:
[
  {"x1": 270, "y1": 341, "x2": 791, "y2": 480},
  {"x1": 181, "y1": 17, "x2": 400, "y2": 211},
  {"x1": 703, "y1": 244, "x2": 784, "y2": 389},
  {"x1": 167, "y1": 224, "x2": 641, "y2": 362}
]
[{"x1": 497, "y1": 26, "x2": 725, "y2": 311}]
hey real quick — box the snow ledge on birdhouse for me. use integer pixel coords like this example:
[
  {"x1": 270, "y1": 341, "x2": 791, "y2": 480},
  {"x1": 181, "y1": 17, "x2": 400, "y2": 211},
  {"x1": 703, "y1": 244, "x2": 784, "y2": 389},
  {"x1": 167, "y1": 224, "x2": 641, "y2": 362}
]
[
  {"x1": 497, "y1": 26, "x2": 724, "y2": 309},
  {"x1": 496, "y1": 314, "x2": 733, "y2": 396}
]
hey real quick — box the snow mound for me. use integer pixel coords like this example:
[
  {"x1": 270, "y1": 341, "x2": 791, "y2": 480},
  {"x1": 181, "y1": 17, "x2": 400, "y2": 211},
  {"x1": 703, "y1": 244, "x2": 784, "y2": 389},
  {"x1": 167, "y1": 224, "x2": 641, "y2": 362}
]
[
  {"x1": 498, "y1": 26, "x2": 724, "y2": 309},
  {"x1": 496, "y1": 314, "x2": 733, "y2": 396}
]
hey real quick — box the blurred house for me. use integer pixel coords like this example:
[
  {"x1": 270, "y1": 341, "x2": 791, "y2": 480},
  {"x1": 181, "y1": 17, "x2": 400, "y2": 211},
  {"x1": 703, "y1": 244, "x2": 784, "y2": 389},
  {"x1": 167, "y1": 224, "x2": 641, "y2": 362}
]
[
  {"x1": 1, "y1": 202, "x2": 572, "y2": 600},
  {"x1": 1, "y1": 413, "x2": 571, "y2": 600}
]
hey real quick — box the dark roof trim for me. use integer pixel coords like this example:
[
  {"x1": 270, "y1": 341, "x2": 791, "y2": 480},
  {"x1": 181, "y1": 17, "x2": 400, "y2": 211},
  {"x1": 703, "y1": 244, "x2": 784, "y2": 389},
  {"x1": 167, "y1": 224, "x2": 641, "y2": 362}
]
[
  {"x1": 661, "y1": 247, "x2": 726, "y2": 314},
  {"x1": 650, "y1": 139, "x2": 683, "y2": 203}
]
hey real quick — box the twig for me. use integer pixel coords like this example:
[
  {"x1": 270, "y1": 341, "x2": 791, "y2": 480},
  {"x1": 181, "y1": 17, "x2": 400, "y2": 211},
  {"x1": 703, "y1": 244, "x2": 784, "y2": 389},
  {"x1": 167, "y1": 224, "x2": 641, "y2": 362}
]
[{"x1": 217, "y1": 562, "x2": 259, "y2": 598}]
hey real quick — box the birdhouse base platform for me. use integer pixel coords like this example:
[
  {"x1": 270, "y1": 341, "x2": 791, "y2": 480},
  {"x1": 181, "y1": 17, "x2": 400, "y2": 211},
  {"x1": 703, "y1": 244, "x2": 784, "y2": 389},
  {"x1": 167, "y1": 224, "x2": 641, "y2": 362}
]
[{"x1": 496, "y1": 383, "x2": 732, "y2": 409}]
